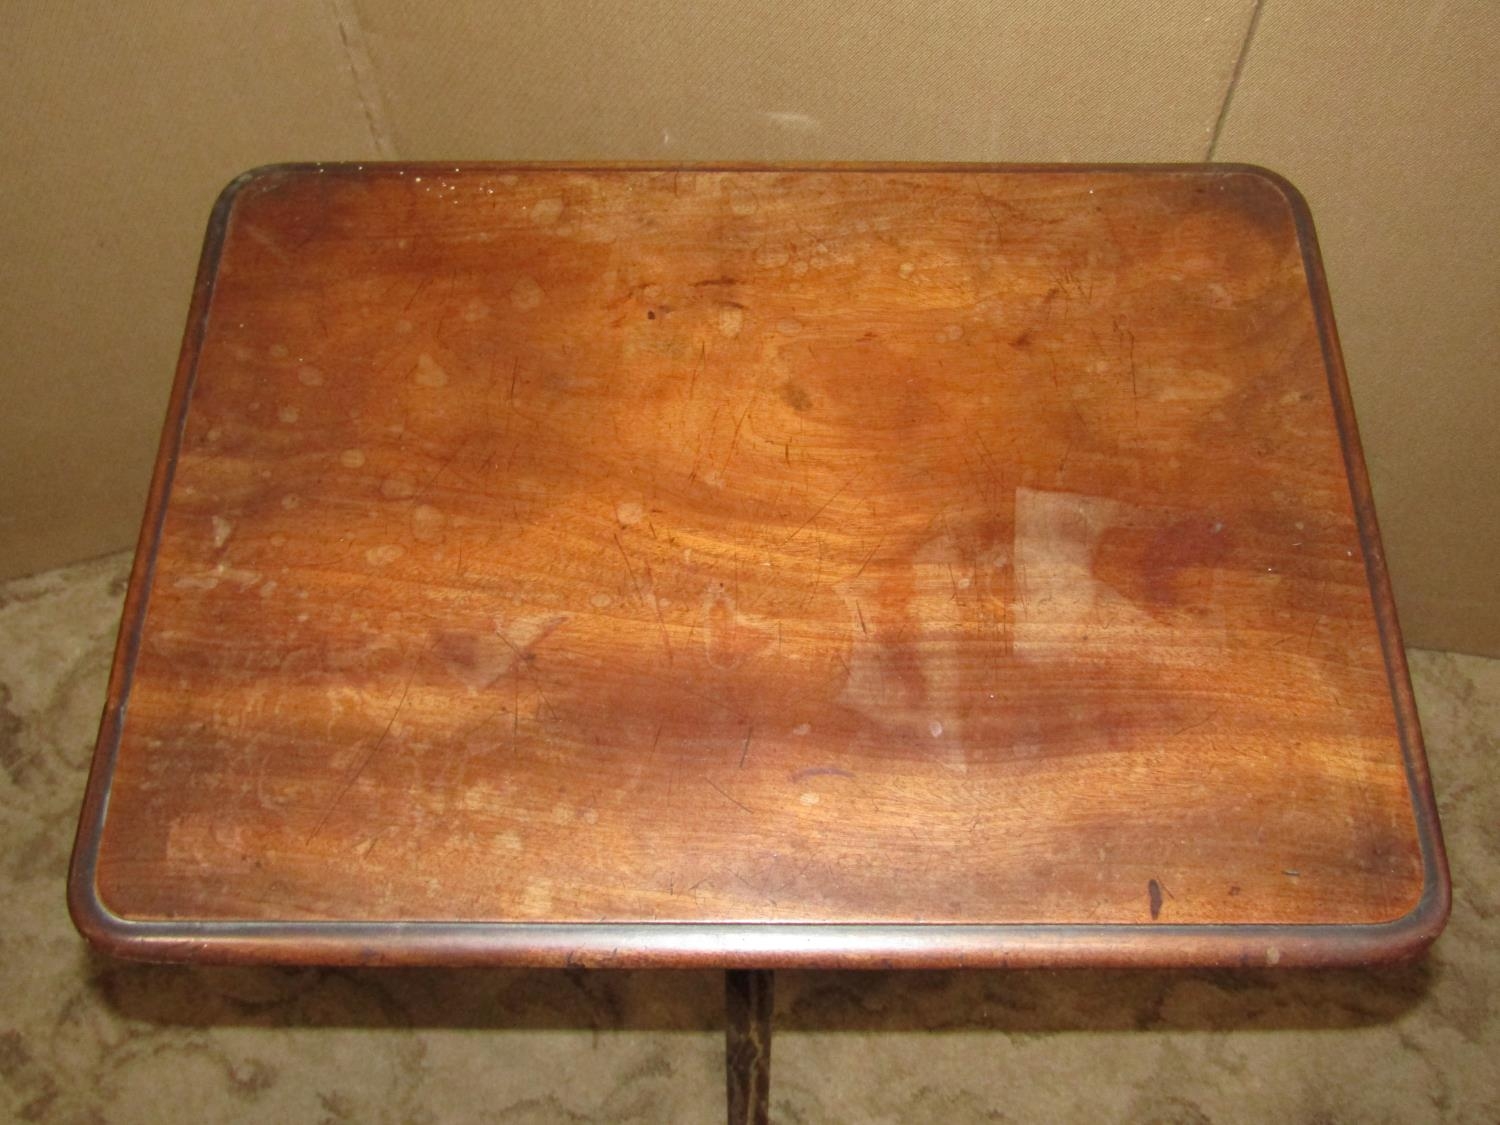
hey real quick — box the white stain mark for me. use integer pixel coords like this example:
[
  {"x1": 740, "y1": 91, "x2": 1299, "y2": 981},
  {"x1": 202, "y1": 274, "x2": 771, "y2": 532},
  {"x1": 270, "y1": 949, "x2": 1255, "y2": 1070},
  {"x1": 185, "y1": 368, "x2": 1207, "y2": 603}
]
[
  {"x1": 412, "y1": 504, "x2": 445, "y2": 542},
  {"x1": 1011, "y1": 488, "x2": 1212, "y2": 663},
  {"x1": 1265, "y1": 947, "x2": 1282, "y2": 966},
  {"x1": 590, "y1": 593, "x2": 613, "y2": 609},
  {"x1": 520, "y1": 882, "x2": 552, "y2": 915},
  {"x1": 1207, "y1": 282, "x2": 1235, "y2": 309},
  {"x1": 777, "y1": 318, "x2": 803, "y2": 336},
  {"x1": 1154, "y1": 369, "x2": 1234, "y2": 403},
  {"x1": 1014, "y1": 488, "x2": 1128, "y2": 646},
  {"x1": 530, "y1": 197, "x2": 564, "y2": 224},
  {"x1": 899, "y1": 262, "x2": 915, "y2": 278},
  {"x1": 414, "y1": 353, "x2": 449, "y2": 387},
  {"x1": 297, "y1": 365, "x2": 324, "y2": 386},
  {"x1": 278, "y1": 405, "x2": 300, "y2": 424},
  {"x1": 718, "y1": 305, "x2": 744, "y2": 338},
  {"x1": 702, "y1": 584, "x2": 776, "y2": 670},
  {"x1": 395, "y1": 318, "x2": 414, "y2": 334},
  {"x1": 792, "y1": 723, "x2": 812, "y2": 736},
  {"x1": 511, "y1": 278, "x2": 544, "y2": 310},
  {"x1": 756, "y1": 245, "x2": 791, "y2": 268},
  {"x1": 729, "y1": 190, "x2": 758, "y2": 217},
  {"x1": 431, "y1": 612, "x2": 568, "y2": 693},
  {"x1": 211, "y1": 517, "x2": 232, "y2": 549},
  {"x1": 226, "y1": 567, "x2": 261, "y2": 588},
  {"x1": 281, "y1": 495, "x2": 301, "y2": 510},
  {"x1": 800, "y1": 792, "x2": 820, "y2": 805},
  {"x1": 833, "y1": 522, "x2": 984, "y2": 763},
  {"x1": 461, "y1": 300, "x2": 491, "y2": 323},
  {"x1": 365, "y1": 544, "x2": 404, "y2": 566},
  {"x1": 382, "y1": 473, "x2": 417, "y2": 500},
  {"x1": 340, "y1": 449, "x2": 366, "y2": 469},
  {"x1": 268, "y1": 344, "x2": 289, "y2": 359},
  {"x1": 615, "y1": 500, "x2": 645, "y2": 526}
]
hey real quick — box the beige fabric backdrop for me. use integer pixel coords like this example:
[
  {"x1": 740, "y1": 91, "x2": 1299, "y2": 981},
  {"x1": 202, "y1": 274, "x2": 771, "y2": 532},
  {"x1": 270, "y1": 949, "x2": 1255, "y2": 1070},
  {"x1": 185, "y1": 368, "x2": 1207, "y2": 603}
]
[{"x1": 3, "y1": 0, "x2": 1495, "y2": 653}]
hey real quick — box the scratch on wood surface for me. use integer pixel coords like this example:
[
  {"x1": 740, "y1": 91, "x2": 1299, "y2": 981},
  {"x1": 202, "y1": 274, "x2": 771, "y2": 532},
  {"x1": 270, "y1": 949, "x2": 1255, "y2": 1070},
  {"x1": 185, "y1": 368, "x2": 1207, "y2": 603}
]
[
  {"x1": 721, "y1": 391, "x2": 757, "y2": 472},
  {"x1": 306, "y1": 675, "x2": 414, "y2": 842},
  {"x1": 783, "y1": 476, "x2": 855, "y2": 545},
  {"x1": 686, "y1": 403, "x2": 723, "y2": 483},
  {"x1": 613, "y1": 533, "x2": 646, "y2": 605},
  {"x1": 850, "y1": 536, "x2": 884, "y2": 581},
  {"x1": 689, "y1": 341, "x2": 704, "y2": 400},
  {"x1": 707, "y1": 780, "x2": 752, "y2": 815},
  {"x1": 641, "y1": 558, "x2": 675, "y2": 664},
  {"x1": 491, "y1": 621, "x2": 564, "y2": 723}
]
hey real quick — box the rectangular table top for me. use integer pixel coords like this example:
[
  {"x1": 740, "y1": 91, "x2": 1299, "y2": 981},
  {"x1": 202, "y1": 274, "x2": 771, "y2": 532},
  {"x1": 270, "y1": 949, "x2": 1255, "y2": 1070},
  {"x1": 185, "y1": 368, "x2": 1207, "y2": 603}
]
[{"x1": 69, "y1": 163, "x2": 1448, "y2": 969}]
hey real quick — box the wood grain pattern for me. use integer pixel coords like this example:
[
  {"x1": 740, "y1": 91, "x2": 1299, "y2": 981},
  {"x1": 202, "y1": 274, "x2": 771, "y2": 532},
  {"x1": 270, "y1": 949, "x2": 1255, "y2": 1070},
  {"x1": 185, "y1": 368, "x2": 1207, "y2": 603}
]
[{"x1": 69, "y1": 164, "x2": 1448, "y2": 967}]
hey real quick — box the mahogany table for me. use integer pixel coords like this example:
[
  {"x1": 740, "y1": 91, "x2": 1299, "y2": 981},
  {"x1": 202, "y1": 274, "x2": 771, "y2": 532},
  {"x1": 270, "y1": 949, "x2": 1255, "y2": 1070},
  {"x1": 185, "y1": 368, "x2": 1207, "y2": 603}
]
[{"x1": 70, "y1": 163, "x2": 1449, "y2": 1121}]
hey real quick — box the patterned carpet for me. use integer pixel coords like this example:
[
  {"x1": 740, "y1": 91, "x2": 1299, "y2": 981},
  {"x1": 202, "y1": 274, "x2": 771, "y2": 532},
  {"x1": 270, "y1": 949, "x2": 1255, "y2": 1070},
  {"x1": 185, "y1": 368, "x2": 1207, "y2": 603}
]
[{"x1": 2, "y1": 554, "x2": 1495, "y2": 1123}]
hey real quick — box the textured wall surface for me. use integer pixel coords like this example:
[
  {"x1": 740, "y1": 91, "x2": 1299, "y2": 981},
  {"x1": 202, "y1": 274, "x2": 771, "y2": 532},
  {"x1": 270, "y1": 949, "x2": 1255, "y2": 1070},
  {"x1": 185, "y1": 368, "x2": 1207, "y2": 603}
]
[{"x1": 2, "y1": 0, "x2": 1496, "y2": 652}]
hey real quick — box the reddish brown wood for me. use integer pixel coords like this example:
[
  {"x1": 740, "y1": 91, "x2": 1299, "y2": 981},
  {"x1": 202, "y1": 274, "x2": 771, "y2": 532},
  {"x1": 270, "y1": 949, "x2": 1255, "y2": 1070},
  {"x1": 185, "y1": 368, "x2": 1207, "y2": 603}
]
[{"x1": 69, "y1": 164, "x2": 1448, "y2": 968}]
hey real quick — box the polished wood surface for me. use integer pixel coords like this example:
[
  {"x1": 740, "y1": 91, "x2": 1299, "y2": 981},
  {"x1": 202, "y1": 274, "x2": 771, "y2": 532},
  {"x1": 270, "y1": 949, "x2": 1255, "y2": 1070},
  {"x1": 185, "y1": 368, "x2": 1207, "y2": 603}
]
[{"x1": 70, "y1": 164, "x2": 1447, "y2": 967}]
